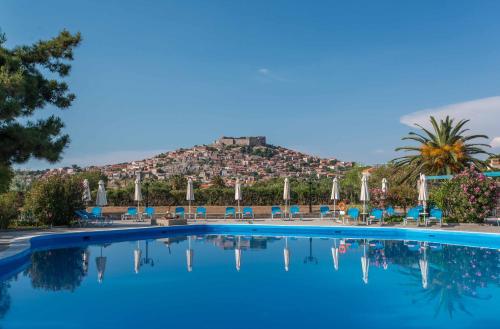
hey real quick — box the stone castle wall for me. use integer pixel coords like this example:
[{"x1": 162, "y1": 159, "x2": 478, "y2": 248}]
[{"x1": 216, "y1": 136, "x2": 266, "y2": 147}]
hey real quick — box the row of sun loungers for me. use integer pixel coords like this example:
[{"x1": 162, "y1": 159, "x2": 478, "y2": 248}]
[{"x1": 75, "y1": 205, "x2": 443, "y2": 226}]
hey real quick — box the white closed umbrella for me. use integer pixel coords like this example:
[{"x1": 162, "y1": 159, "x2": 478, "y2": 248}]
[
  {"x1": 134, "y1": 241, "x2": 142, "y2": 274},
  {"x1": 186, "y1": 236, "x2": 193, "y2": 272},
  {"x1": 283, "y1": 178, "x2": 290, "y2": 216},
  {"x1": 186, "y1": 178, "x2": 194, "y2": 219},
  {"x1": 418, "y1": 173, "x2": 428, "y2": 225},
  {"x1": 235, "y1": 179, "x2": 242, "y2": 216},
  {"x1": 284, "y1": 237, "x2": 290, "y2": 272},
  {"x1": 331, "y1": 239, "x2": 339, "y2": 271},
  {"x1": 95, "y1": 247, "x2": 107, "y2": 284},
  {"x1": 96, "y1": 180, "x2": 107, "y2": 207},
  {"x1": 360, "y1": 173, "x2": 370, "y2": 223},
  {"x1": 134, "y1": 175, "x2": 142, "y2": 221},
  {"x1": 331, "y1": 177, "x2": 340, "y2": 219},
  {"x1": 361, "y1": 241, "x2": 369, "y2": 284},
  {"x1": 381, "y1": 178, "x2": 388, "y2": 194},
  {"x1": 82, "y1": 179, "x2": 92, "y2": 203}
]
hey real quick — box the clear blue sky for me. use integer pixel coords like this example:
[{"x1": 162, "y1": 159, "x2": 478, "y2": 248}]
[{"x1": 2, "y1": 0, "x2": 500, "y2": 169}]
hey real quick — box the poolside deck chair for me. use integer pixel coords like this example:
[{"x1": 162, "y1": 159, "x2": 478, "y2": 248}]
[
  {"x1": 426, "y1": 208, "x2": 443, "y2": 227},
  {"x1": 369, "y1": 208, "x2": 384, "y2": 225},
  {"x1": 195, "y1": 206, "x2": 207, "y2": 220},
  {"x1": 92, "y1": 207, "x2": 102, "y2": 217},
  {"x1": 385, "y1": 206, "x2": 395, "y2": 217},
  {"x1": 175, "y1": 207, "x2": 185, "y2": 219},
  {"x1": 75, "y1": 210, "x2": 95, "y2": 227},
  {"x1": 224, "y1": 207, "x2": 236, "y2": 219},
  {"x1": 403, "y1": 207, "x2": 420, "y2": 226},
  {"x1": 142, "y1": 207, "x2": 155, "y2": 220},
  {"x1": 242, "y1": 207, "x2": 254, "y2": 220},
  {"x1": 344, "y1": 208, "x2": 359, "y2": 224},
  {"x1": 319, "y1": 205, "x2": 331, "y2": 219},
  {"x1": 122, "y1": 207, "x2": 138, "y2": 221},
  {"x1": 91, "y1": 207, "x2": 111, "y2": 225},
  {"x1": 290, "y1": 205, "x2": 305, "y2": 220},
  {"x1": 271, "y1": 206, "x2": 283, "y2": 219}
]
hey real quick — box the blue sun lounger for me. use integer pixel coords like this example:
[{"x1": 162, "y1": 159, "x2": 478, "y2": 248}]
[
  {"x1": 319, "y1": 205, "x2": 331, "y2": 219},
  {"x1": 224, "y1": 207, "x2": 236, "y2": 219},
  {"x1": 242, "y1": 207, "x2": 254, "y2": 220},
  {"x1": 344, "y1": 208, "x2": 359, "y2": 224},
  {"x1": 175, "y1": 207, "x2": 185, "y2": 219},
  {"x1": 195, "y1": 206, "x2": 207, "y2": 220},
  {"x1": 271, "y1": 206, "x2": 283, "y2": 219},
  {"x1": 369, "y1": 208, "x2": 384, "y2": 225}
]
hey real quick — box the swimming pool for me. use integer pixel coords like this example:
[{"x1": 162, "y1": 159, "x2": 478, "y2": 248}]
[{"x1": 0, "y1": 225, "x2": 499, "y2": 328}]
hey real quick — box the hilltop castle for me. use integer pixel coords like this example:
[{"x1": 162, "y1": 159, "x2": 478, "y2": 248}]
[{"x1": 214, "y1": 136, "x2": 266, "y2": 147}]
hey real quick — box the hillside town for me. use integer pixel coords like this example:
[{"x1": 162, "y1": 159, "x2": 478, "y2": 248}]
[
  {"x1": 15, "y1": 137, "x2": 355, "y2": 188},
  {"x1": 91, "y1": 136, "x2": 354, "y2": 186}
]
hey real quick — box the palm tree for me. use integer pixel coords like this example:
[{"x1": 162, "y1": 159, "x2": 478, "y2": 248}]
[{"x1": 393, "y1": 116, "x2": 491, "y2": 181}]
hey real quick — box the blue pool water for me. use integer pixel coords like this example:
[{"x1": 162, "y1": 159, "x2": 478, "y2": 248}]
[{"x1": 0, "y1": 233, "x2": 499, "y2": 328}]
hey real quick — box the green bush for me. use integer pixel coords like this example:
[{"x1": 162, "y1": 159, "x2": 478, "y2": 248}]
[
  {"x1": 0, "y1": 192, "x2": 19, "y2": 229},
  {"x1": 24, "y1": 175, "x2": 84, "y2": 226}
]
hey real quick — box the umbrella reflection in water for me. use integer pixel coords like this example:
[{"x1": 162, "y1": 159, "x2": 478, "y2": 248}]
[
  {"x1": 331, "y1": 239, "x2": 339, "y2": 271},
  {"x1": 284, "y1": 237, "x2": 290, "y2": 272},
  {"x1": 186, "y1": 236, "x2": 194, "y2": 272},
  {"x1": 134, "y1": 241, "x2": 142, "y2": 274},
  {"x1": 235, "y1": 236, "x2": 241, "y2": 271},
  {"x1": 95, "y1": 246, "x2": 107, "y2": 284},
  {"x1": 419, "y1": 243, "x2": 429, "y2": 289},
  {"x1": 361, "y1": 240, "x2": 369, "y2": 284}
]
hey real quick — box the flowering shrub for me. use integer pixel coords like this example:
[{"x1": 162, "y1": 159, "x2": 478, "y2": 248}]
[
  {"x1": 369, "y1": 187, "x2": 386, "y2": 208},
  {"x1": 431, "y1": 167, "x2": 496, "y2": 223}
]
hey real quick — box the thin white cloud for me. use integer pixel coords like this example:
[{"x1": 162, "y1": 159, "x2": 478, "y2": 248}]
[
  {"x1": 258, "y1": 68, "x2": 270, "y2": 75},
  {"x1": 400, "y1": 96, "x2": 500, "y2": 149},
  {"x1": 491, "y1": 137, "x2": 500, "y2": 148},
  {"x1": 257, "y1": 68, "x2": 290, "y2": 82}
]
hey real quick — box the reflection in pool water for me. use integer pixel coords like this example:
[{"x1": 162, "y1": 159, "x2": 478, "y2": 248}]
[{"x1": 0, "y1": 235, "x2": 498, "y2": 328}]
